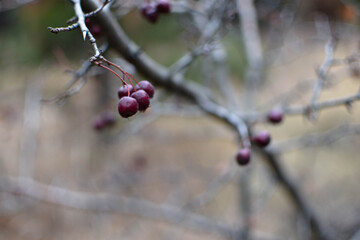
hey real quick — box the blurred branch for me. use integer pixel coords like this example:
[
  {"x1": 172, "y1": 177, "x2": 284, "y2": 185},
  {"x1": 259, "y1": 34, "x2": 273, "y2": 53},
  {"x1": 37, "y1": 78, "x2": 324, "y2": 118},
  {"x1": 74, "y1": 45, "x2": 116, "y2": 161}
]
[
  {"x1": 245, "y1": 91, "x2": 360, "y2": 124},
  {"x1": 258, "y1": 149, "x2": 334, "y2": 240},
  {"x1": 0, "y1": 0, "x2": 35, "y2": 12},
  {"x1": 271, "y1": 123, "x2": 360, "y2": 153},
  {"x1": 236, "y1": 1, "x2": 264, "y2": 238},
  {"x1": 81, "y1": 1, "x2": 334, "y2": 239},
  {"x1": 184, "y1": 162, "x2": 237, "y2": 210},
  {"x1": 19, "y1": 79, "x2": 43, "y2": 178},
  {"x1": 43, "y1": 43, "x2": 109, "y2": 104},
  {"x1": 309, "y1": 37, "x2": 338, "y2": 119},
  {"x1": 237, "y1": 0, "x2": 264, "y2": 109},
  {"x1": 82, "y1": 0, "x2": 251, "y2": 147},
  {"x1": 0, "y1": 176, "x2": 235, "y2": 239}
]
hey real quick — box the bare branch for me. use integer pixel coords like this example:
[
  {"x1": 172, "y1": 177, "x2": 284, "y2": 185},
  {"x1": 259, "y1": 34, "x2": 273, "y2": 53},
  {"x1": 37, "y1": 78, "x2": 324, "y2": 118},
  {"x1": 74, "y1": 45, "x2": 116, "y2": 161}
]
[
  {"x1": 309, "y1": 37, "x2": 338, "y2": 119},
  {"x1": 258, "y1": 149, "x2": 334, "y2": 240},
  {"x1": 42, "y1": 43, "x2": 109, "y2": 104},
  {"x1": 237, "y1": 0, "x2": 264, "y2": 109},
  {"x1": 48, "y1": 0, "x2": 106, "y2": 60},
  {"x1": 0, "y1": 176, "x2": 235, "y2": 239},
  {"x1": 67, "y1": 0, "x2": 112, "y2": 24},
  {"x1": 271, "y1": 123, "x2": 360, "y2": 153}
]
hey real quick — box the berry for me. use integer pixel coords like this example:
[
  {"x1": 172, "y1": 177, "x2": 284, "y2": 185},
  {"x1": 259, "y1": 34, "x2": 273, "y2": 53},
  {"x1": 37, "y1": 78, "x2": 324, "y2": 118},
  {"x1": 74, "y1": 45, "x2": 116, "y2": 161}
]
[
  {"x1": 267, "y1": 109, "x2": 283, "y2": 124},
  {"x1": 252, "y1": 131, "x2": 271, "y2": 147},
  {"x1": 156, "y1": 0, "x2": 171, "y2": 13},
  {"x1": 140, "y1": 3, "x2": 159, "y2": 23},
  {"x1": 118, "y1": 97, "x2": 139, "y2": 118},
  {"x1": 93, "y1": 116, "x2": 105, "y2": 131},
  {"x1": 236, "y1": 148, "x2": 251, "y2": 166},
  {"x1": 118, "y1": 84, "x2": 135, "y2": 99},
  {"x1": 136, "y1": 80, "x2": 155, "y2": 98},
  {"x1": 85, "y1": 18, "x2": 102, "y2": 38},
  {"x1": 131, "y1": 90, "x2": 150, "y2": 111},
  {"x1": 103, "y1": 111, "x2": 116, "y2": 126}
]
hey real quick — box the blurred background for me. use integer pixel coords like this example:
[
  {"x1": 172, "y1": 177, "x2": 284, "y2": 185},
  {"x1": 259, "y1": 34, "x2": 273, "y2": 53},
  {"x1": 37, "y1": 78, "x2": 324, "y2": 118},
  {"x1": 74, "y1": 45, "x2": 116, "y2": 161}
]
[{"x1": 0, "y1": 0, "x2": 360, "y2": 239}]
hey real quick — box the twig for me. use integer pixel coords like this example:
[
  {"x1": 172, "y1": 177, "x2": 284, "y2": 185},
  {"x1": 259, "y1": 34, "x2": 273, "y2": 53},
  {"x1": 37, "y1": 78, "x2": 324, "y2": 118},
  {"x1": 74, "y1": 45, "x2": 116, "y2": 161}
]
[
  {"x1": 42, "y1": 43, "x2": 109, "y2": 104},
  {"x1": 184, "y1": 162, "x2": 237, "y2": 210},
  {"x1": 309, "y1": 38, "x2": 338, "y2": 119},
  {"x1": 244, "y1": 92, "x2": 360, "y2": 124},
  {"x1": 271, "y1": 123, "x2": 360, "y2": 153},
  {"x1": 48, "y1": 0, "x2": 106, "y2": 60},
  {"x1": 66, "y1": 0, "x2": 111, "y2": 24}
]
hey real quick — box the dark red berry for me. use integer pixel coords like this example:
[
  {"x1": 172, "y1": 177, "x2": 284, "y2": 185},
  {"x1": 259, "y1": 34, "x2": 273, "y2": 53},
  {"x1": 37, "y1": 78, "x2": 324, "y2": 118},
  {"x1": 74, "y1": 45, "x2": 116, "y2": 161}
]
[
  {"x1": 85, "y1": 18, "x2": 102, "y2": 38},
  {"x1": 252, "y1": 131, "x2": 271, "y2": 147},
  {"x1": 267, "y1": 109, "x2": 283, "y2": 124},
  {"x1": 118, "y1": 97, "x2": 138, "y2": 118},
  {"x1": 131, "y1": 90, "x2": 150, "y2": 111},
  {"x1": 103, "y1": 111, "x2": 116, "y2": 126},
  {"x1": 140, "y1": 3, "x2": 159, "y2": 23},
  {"x1": 136, "y1": 80, "x2": 155, "y2": 98},
  {"x1": 236, "y1": 148, "x2": 251, "y2": 166},
  {"x1": 93, "y1": 116, "x2": 105, "y2": 131},
  {"x1": 156, "y1": 0, "x2": 171, "y2": 13},
  {"x1": 118, "y1": 84, "x2": 135, "y2": 99}
]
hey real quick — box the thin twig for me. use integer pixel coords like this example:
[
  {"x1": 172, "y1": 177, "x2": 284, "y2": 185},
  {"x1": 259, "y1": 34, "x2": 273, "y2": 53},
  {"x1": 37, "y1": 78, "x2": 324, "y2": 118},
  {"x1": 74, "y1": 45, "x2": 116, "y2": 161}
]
[
  {"x1": 67, "y1": 0, "x2": 111, "y2": 24},
  {"x1": 309, "y1": 37, "x2": 338, "y2": 119},
  {"x1": 271, "y1": 123, "x2": 360, "y2": 153},
  {"x1": 42, "y1": 43, "x2": 109, "y2": 104}
]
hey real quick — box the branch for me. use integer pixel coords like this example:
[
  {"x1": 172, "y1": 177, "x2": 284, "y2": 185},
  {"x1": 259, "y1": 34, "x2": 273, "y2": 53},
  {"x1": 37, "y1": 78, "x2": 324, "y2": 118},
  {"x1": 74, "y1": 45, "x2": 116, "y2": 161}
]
[
  {"x1": 81, "y1": 1, "x2": 333, "y2": 239},
  {"x1": 244, "y1": 92, "x2": 360, "y2": 124},
  {"x1": 309, "y1": 37, "x2": 338, "y2": 119},
  {"x1": 82, "y1": 0, "x2": 251, "y2": 147},
  {"x1": 0, "y1": 176, "x2": 235, "y2": 239},
  {"x1": 258, "y1": 149, "x2": 334, "y2": 240},
  {"x1": 271, "y1": 123, "x2": 360, "y2": 153},
  {"x1": 237, "y1": 0, "x2": 264, "y2": 109},
  {"x1": 42, "y1": 42, "x2": 109, "y2": 104},
  {"x1": 66, "y1": 0, "x2": 111, "y2": 24},
  {"x1": 48, "y1": 0, "x2": 107, "y2": 59}
]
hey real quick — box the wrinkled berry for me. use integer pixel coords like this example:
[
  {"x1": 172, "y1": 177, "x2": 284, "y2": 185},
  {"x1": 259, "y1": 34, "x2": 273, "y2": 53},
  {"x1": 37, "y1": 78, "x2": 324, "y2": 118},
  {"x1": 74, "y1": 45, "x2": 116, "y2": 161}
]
[
  {"x1": 236, "y1": 148, "x2": 251, "y2": 166},
  {"x1": 267, "y1": 109, "x2": 283, "y2": 124},
  {"x1": 156, "y1": 0, "x2": 171, "y2": 13},
  {"x1": 118, "y1": 84, "x2": 135, "y2": 99},
  {"x1": 252, "y1": 131, "x2": 271, "y2": 147},
  {"x1": 131, "y1": 90, "x2": 150, "y2": 111},
  {"x1": 136, "y1": 80, "x2": 155, "y2": 98},
  {"x1": 118, "y1": 97, "x2": 138, "y2": 118}
]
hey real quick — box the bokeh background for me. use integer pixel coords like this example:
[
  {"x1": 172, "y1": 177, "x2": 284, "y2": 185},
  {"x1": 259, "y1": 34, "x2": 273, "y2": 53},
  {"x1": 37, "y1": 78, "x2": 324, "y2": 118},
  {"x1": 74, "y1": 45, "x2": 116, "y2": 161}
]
[{"x1": 0, "y1": 0, "x2": 360, "y2": 239}]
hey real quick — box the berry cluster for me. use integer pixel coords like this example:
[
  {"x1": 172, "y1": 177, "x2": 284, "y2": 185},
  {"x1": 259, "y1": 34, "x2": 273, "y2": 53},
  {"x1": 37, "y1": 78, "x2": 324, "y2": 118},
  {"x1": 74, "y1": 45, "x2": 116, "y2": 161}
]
[
  {"x1": 93, "y1": 111, "x2": 116, "y2": 131},
  {"x1": 118, "y1": 80, "x2": 154, "y2": 118},
  {"x1": 141, "y1": 0, "x2": 171, "y2": 23},
  {"x1": 235, "y1": 109, "x2": 284, "y2": 166},
  {"x1": 91, "y1": 58, "x2": 155, "y2": 119}
]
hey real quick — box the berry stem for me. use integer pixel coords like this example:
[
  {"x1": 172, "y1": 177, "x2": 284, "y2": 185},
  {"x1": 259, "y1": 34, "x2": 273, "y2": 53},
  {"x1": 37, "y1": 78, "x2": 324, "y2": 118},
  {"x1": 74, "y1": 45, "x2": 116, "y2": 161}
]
[
  {"x1": 103, "y1": 58, "x2": 139, "y2": 87},
  {"x1": 95, "y1": 62, "x2": 127, "y2": 85}
]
